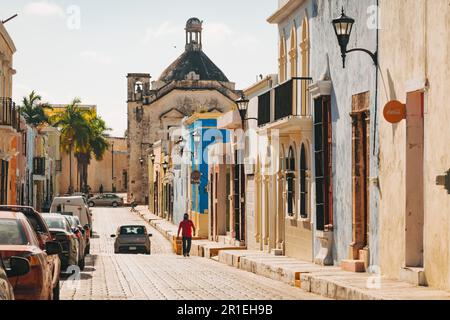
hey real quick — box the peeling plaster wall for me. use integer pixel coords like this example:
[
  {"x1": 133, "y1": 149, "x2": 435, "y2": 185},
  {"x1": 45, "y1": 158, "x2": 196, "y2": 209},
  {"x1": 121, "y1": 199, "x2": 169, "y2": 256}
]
[{"x1": 309, "y1": 0, "x2": 378, "y2": 264}]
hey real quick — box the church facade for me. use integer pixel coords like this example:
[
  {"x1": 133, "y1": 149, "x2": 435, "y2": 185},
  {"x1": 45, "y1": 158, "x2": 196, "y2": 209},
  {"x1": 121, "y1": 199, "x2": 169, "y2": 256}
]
[{"x1": 127, "y1": 18, "x2": 241, "y2": 204}]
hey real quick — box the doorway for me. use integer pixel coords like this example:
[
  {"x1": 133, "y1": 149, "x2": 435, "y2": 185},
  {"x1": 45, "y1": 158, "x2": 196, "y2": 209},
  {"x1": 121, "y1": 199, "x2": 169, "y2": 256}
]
[
  {"x1": 405, "y1": 91, "x2": 424, "y2": 268},
  {"x1": 350, "y1": 92, "x2": 370, "y2": 264}
]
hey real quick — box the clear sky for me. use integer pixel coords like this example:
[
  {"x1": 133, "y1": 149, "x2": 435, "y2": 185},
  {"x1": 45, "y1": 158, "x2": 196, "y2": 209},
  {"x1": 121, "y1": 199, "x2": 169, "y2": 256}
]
[{"x1": 2, "y1": 0, "x2": 278, "y2": 136}]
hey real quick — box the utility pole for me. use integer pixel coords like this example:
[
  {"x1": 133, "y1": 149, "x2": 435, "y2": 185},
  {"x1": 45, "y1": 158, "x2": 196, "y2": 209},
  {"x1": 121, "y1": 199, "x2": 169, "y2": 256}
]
[{"x1": 112, "y1": 141, "x2": 115, "y2": 192}]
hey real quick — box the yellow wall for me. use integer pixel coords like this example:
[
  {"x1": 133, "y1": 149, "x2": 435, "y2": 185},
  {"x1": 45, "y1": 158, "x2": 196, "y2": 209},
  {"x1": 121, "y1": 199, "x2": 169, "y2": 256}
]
[
  {"x1": 378, "y1": 0, "x2": 450, "y2": 289},
  {"x1": 59, "y1": 137, "x2": 128, "y2": 194}
]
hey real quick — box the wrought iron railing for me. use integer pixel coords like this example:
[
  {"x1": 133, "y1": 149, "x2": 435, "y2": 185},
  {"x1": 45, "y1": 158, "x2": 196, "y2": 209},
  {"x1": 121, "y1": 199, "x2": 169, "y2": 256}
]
[
  {"x1": 257, "y1": 77, "x2": 313, "y2": 127},
  {"x1": 0, "y1": 97, "x2": 20, "y2": 130}
]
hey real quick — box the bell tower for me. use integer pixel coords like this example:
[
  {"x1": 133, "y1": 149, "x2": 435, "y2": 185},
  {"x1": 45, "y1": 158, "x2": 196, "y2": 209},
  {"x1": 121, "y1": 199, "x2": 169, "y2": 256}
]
[
  {"x1": 185, "y1": 18, "x2": 203, "y2": 51},
  {"x1": 127, "y1": 73, "x2": 151, "y2": 102}
]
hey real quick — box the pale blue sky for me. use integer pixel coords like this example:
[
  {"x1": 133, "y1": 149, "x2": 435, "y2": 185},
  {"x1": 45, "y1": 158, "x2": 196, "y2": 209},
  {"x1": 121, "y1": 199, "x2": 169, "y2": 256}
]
[{"x1": 2, "y1": 0, "x2": 278, "y2": 136}]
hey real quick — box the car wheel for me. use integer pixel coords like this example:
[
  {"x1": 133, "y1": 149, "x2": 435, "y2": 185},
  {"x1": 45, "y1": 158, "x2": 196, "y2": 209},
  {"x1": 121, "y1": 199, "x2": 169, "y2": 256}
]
[
  {"x1": 112, "y1": 202, "x2": 118, "y2": 208},
  {"x1": 53, "y1": 280, "x2": 60, "y2": 301},
  {"x1": 88, "y1": 201, "x2": 95, "y2": 207}
]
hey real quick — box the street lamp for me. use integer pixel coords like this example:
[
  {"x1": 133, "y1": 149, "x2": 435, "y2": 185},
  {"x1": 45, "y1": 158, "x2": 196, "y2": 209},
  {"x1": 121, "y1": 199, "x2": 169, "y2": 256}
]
[
  {"x1": 178, "y1": 137, "x2": 186, "y2": 156},
  {"x1": 150, "y1": 153, "x2": 155, "y2": 163},
  {"x1": 139, "y1": 157, "x2": 145, "y2": 166},
  {"x1": 192, "y1": 130, "x2": 201, "y2": 144},
  {"x1": 162, "y1": 160, "x2": 169, "y2": 172},
  {"x1": 236, "y1": 93, "x2": 250, "y2": 121},
  {"x1": 332, "y1": 7, "x2": 378, "y2": 68}
]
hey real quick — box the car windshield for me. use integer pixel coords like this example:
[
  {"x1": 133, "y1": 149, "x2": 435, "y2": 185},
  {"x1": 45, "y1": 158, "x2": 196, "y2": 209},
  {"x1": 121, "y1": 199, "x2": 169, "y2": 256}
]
[
  {"x1": 44, "y1": 217, "x2": 67, "y2": 230},
  {"x1": 0, "y1": 219, "x2": 28, "y2": 245},
  {"x1": 0, "y1": 207, "x2": 44, "y2": 233},
  {"x1": 120, "y1": 226, "x2": 145, "y2": 235},
  {"x1": 65, "y1": 217, "x2": 76, "y2": 227}
]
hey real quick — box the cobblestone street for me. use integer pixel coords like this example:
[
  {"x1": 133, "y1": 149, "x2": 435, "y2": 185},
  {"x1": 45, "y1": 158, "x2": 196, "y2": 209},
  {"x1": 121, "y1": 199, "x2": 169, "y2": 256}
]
[{"x1": 60, "y1": 207, "x2": 325, "y2": 300}]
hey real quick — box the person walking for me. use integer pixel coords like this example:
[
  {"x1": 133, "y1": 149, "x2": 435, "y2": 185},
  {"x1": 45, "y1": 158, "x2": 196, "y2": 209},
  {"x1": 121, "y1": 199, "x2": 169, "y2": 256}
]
[
  {"x1": 130, "y1": 193, "x2": 137, "y2": 212},
  {"x1": 177, "y1": 214, "x2": 196, "y2": 257}
]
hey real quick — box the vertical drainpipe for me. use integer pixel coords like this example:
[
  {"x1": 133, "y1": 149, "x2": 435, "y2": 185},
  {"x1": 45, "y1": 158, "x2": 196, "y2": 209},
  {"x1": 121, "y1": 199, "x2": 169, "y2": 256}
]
[{"x1": 373, "y1": 0, "x2": 380, "y2": 157}]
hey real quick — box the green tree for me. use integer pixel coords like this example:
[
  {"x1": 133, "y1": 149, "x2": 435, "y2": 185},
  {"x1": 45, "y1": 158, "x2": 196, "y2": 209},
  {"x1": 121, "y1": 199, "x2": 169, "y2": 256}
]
[
  {"x1": 19, "y1": 91, "x2": 53, "y2": 127},
  {"x1": 50, "y1": 98, "x2": 110, "y2": 193}
]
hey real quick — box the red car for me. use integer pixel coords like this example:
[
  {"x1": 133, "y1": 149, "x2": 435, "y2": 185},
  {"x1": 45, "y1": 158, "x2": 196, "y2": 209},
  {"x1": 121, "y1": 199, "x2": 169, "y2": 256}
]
[
  {"x1": 0, "y1": 211, "x2": 62, "y2": 300},
  {"x1": 0, "y1": 205, "x2": 62, "y2": 295}
]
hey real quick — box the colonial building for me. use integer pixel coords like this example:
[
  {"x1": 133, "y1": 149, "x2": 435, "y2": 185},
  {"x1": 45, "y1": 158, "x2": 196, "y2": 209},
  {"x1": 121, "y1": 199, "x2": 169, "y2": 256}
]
[
  {"x1": 378, "y1": 0, "x2": 450, "y2": 290},
  {"x1": 306, "y1": 0, "x2": 379, "y2": 271},
  {"x1": 127, "y1": 18, "x2": 240, "y2": 205},
  {"x1": 228, "y1": 0, "x2": 316, "y2": 262},
  {"x1": 0, "y1": 21, "x2": 20, "y2": 206}
]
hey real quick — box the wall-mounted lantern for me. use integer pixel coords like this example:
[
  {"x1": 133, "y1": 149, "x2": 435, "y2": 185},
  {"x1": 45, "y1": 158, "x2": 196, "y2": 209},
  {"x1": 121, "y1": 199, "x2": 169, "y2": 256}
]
[{"x1": 332, "y1": 7, "x2": 378, "y2": 68}]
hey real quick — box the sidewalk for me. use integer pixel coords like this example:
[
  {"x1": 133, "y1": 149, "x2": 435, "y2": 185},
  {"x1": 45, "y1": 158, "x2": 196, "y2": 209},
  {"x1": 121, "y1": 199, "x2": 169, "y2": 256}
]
[
  {"x1": 135, "y1": 206, "x2": 246, "y2": 258},
  {"x1": 134, "y1": 206, "x2": 450, "y2": 300}
]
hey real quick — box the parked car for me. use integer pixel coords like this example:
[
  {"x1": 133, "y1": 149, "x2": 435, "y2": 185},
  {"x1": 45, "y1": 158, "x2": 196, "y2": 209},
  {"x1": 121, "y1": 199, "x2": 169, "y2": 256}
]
[
  {"x1": 1, "y1": 255, "x2": 31, "y2": 300},
  {"x1": 111, "y1": 225, "x2": 152, "y2": 255},
  {"x1": 0, "y1": 206, "x2": 61, "y2": 295},
  {"x1": 50, "y1": 196, "x2": 93, "y2": 250},
  {"x1": 88, "y1": 194, "x2": 124, "y2": 208},
  {"x1": 42, "y1": 214, "x2": 83, "y2": 271},
  {"x1": 63, "y1": 214, "x2": 88, "y2": 265},
  {"x1": 0, "y1": 211, "x2": 62, "y2": 300}
]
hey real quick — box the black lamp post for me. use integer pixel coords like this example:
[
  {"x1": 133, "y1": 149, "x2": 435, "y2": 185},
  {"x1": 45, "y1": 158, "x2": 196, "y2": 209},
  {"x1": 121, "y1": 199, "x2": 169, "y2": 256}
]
[
  {"x1": 332, "y1": 7, "x2": 378, "y2": 68},
  {"x1": 162, "y1": 160, "x2": 169, "y2": 173},
  {"x1": 178, "y1": 137, "x2": 186, "y2": 156},
  {"x1": 236, "y1": 93, "x2": 250, "y2": 122}
]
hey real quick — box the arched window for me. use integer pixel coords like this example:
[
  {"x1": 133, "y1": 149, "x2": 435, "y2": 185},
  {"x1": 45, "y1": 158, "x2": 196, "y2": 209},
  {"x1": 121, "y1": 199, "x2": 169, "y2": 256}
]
[
  {"x1": 279, "y1": 35, "x2": 287, "y2": 83},
  {"x1": 289, "y1": 25, "x2": 298, "y2": 78},
  {"x1": 286, "y1": 146, "x2": 295, "y2": 216},
  {"x1": 300, "y1": 143, "x2": 308, "y2": 218},
  {"x1": 300, "y1": 16, "x2": 310, "y2": 116}
]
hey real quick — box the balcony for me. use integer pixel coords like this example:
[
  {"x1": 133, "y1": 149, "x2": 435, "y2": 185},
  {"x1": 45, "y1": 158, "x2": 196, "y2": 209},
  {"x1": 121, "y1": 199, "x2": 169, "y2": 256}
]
[
  {"x1": 257, "y1": 77, "x2": 312, "y2": 130},
  {"x1": 0, "y1": 98, "x2": 20, "y2": 131},
  {"x1": 33, "y1": 157, "x2": 46, "y2": 176}
]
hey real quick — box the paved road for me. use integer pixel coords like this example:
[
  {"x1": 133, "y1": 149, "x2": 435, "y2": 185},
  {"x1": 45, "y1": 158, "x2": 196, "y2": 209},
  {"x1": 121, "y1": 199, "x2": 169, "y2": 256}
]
[{"x1": 61, "y1": 207, "x2": 325, "y2": 300}]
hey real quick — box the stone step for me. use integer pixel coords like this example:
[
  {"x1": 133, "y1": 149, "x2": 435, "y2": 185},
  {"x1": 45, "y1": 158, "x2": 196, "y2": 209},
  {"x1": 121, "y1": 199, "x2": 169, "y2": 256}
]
[
  {"x1": 340, "y1": 260, "x2": 366, "y2": 273},
  {"x1": 400, "y1": 267, "x2": 426, "y2": 286}
]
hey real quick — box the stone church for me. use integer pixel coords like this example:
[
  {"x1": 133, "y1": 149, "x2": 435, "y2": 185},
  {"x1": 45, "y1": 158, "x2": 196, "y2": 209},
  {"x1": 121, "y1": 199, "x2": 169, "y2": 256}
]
[{"x1": 127, "y1": 18, "x2": 241, "y2": 204}]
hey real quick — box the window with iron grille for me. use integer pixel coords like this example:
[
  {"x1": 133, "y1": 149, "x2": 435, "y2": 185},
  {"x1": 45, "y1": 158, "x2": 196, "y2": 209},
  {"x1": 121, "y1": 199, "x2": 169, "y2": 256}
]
[
  {"x1": 0, "y1": 98, "x2": 13, "y2": 126},
  {"x1": 300, "y1": 143, "x2": 308, "y2": 219},
  {"x1": 314, "y1": 97, "x2": 333, "y2": 231},
  {"x1": 286, "y1": 147, "x2": 295, "y2": 216},
  {"x1": 33, "y1": 157, "x2": 46, "y2": 176}
]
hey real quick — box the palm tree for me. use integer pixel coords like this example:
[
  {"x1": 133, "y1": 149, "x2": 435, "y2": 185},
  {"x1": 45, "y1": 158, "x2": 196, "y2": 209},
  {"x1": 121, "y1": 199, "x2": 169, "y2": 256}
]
[
  {"x1": 76, "y1": 114, "x2": 110, "y2": 193},
  {"x1": 50, "y1": 98, "x2": 110, "y2": 193},
  {"x1": 19, "y1": 91, "x2": 53, "y2": 127}
]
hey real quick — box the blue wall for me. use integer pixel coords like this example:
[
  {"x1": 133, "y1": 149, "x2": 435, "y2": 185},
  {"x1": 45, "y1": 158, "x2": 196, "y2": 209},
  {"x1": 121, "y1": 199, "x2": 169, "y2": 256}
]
[{"x1": 189, "y1": 118, "x2": 230, "y2": 215}]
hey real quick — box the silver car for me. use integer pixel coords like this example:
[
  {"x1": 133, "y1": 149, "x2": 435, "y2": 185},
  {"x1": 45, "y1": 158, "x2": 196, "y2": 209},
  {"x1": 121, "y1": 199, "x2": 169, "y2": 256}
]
[
  {"x1": 88, "y1": 194, "x2": 124, "y2": 208},
  {"x1": 111, "y1": 225, "x2": 152, "y2": 255}
]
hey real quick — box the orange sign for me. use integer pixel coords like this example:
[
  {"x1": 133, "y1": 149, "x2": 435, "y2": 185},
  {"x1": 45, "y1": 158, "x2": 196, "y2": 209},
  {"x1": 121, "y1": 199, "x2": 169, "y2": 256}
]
[{"x1": 384, "y1": 100, "x2": 406, "y2": 124}]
